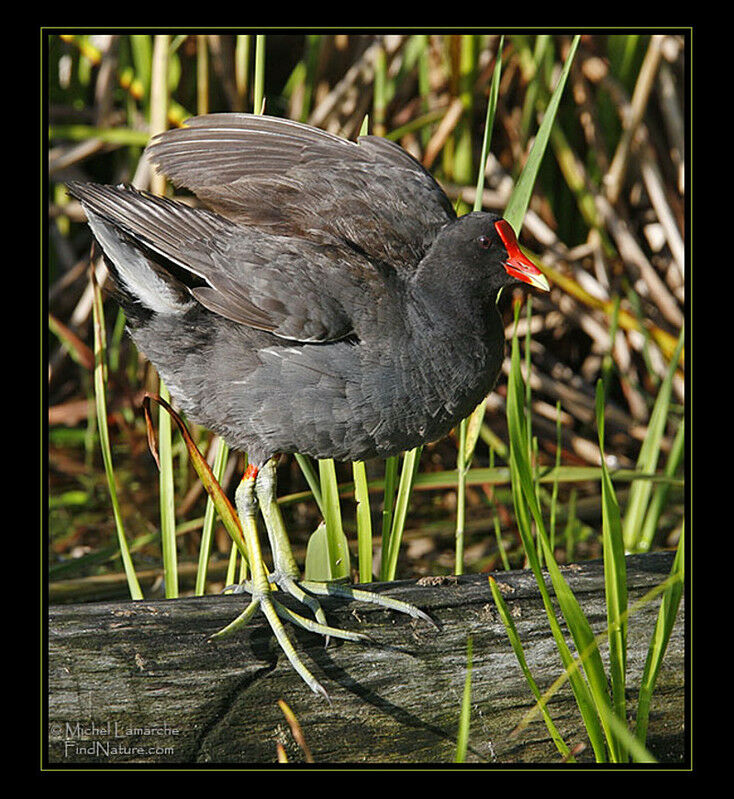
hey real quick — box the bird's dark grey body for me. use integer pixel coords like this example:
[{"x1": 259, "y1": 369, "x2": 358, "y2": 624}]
[
  {"x1": 68, "y1": 114, "x2": 544, "y2": 467},
  {"x1": 130, "y1": 271, "x2": 505, "y2": 464},
  {"x1": 68, "y1": 113, "x2": 550, "y2": 697}
]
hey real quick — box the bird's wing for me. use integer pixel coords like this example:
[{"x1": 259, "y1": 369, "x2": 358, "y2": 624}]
[
  {"x1": 146, "y1": 113, "x2": 456, "y2": 274},
  {"x1": 67, "y1": 182, "x2": 372, "y2": 343}
]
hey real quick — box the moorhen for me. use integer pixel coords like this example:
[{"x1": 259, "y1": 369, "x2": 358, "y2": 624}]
[{"x1": 67, "y1": 113, "x2": 549, "y2": 698}]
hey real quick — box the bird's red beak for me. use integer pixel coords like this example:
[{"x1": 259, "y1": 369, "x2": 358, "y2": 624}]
[{"x1": 495, "y1": 219, "x2": 550, "y2": 291}]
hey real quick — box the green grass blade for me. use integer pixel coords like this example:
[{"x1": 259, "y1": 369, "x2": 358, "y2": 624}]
[
  {"x1": 639, "y1": 419, "x2": 685, "y2": 549},
  {"x1": 195, "y1": 436, "x2": 230, "y2": 595},
  {"x1": 624, "y1": 329, "x2": 685, "y2": 551},
  {"x1": 129, "y1": 34, "x2": 152, "y2": 102},
  {"x1": 516, "y1": 571, "x2": 679, "y2": 756},
  {"x1": 473, "y1": 36, "x2": 504, "y2": 213},
  {"x1": 489, "y1": 576, "x2": 573, "y2": 761},
  {"x1": 454, "y1": 635, "x2": 473, "y2": 763},
  {"x1": 563, "y1": 488, "x2": 579, "y2": 562},
  {"x1": 295, "y1": 454, "x2": 324, "y2": 515},
  {"x1": 598, "y1": 707, "x2": 657, "y2": 763},
  {"x1": 148, "y1": 34, "x2": 178, "y2": 597},
  {"x1": 90, "y1": 269, "x2": 143, "y2": 601},
  {"x1": 381, "y1": 447, "x2": 422, "y2": 581},
  {"x1": 373, "y1": 42, "x2": 387, "y2": 136},
  {"x1": 507, "y1": 312, "x2": 610, "y2": 760},
  {"x1": 143, "y1": 395, "x2": 249, "y2": 565},
  {"x1": 47, "y1": 124, "x2": 151, "y2": 146},
  {"x1": 274, "y1": 463, "x2": 680, "y2": 510},
  {"x1": 317, "y1": 459, "x2": 350, "y2": 581},
  {"x1": 635, "y1": 525, "x2": 684, "y2": 744},
  {"x1": 508, "y1": 451, "x2": 607, "y2": 761},
  {"x1": 352, "y1": 460, "x2": 373, "y2": 583},
  {"x1": 157, "y1": 380, "x2": 178, "y2": 598},
  {"x1": 224, "y1": 538, "x2": 239, "y2": 588},
  {"x1": 518, "y1": 35, "x2": 551, "y2": 143},
  {"x1": 253, "y1": 34, "x2": 266, "y2": 114},
  {"x1": 304, "y1": 521, "x2": 350, "y2": 582},
  {"x1": 453, "y1": 35, "x2": 476, "y2": 205},
  {"x1": 549, "y1": 401, "x2": 563, "y2": 551},
  {"x1": 462, "y1": 402, "x2": 487, "y2": 474},
  {"x1": 379, "y1": 455, "x2": 399, "y2": 578},
  {"x1": 503, "y1": 34, "x2": 580, "y2": 233},
  {"x1": 455, "y1": 419, "x2": 468, "y2": 575},
  {"x1": 596, "y1": 380, "x2": 628, "y2": 758},
  {"x1": 235, "y1": 35, "x2": 250, "y2": 109}
]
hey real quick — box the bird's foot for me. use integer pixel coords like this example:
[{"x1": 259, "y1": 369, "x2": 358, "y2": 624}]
[
  {"x1": 221, "y1": 569, "x2": 437, "y2": 634},
  {"x1": 214, "y1": 461, "x2": 437, "y2": 699},
  {"x1": 211, "y1": 575, "x2": 369, "y2": 702},
  {"x1": 216, "y1": 571, "x2": 436, "y2": 642},
  {"x1": 211, "y1": 573, "x2": 436, "y2": 700},
  {"x1": 209, "y1": 590, "x2": 333, "y2": 702},
  {"x1": 214, "y1": 575, "x2": 369, "y2": 644}
]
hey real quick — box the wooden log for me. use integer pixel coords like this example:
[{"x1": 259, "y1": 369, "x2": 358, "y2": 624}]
[{"x1": 47, "y1": 551, "x2": 685, "y2": 765}]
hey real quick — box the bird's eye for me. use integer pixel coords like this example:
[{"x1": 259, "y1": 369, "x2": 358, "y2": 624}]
[{"x1": 478, "y1": 235, "x2": 491, "y2": 249}]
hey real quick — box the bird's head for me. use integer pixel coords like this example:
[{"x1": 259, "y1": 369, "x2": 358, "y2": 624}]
[{"x1": 417, "y1": 211, "x2": 549, "y2": 301}]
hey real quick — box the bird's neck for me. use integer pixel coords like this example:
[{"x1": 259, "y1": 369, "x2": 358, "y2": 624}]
[
  {"x1": 391, "y1": 283, "x2": 506, "y2": 442},
  {"x1": 408, "y1": 262, "x2": 501, "y2": 343},
  {"x1": 406, "y1": 274, "x2": 505, "y2": 389}
]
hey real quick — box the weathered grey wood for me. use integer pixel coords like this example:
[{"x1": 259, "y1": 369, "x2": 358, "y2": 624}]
[{"x1": 47, "y1": 551, "x2": 685, "y2": 765}]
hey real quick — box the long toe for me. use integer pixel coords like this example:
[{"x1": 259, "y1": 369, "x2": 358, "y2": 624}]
[
  {"x1": 300, "y1": 580, "x2": 439, "y2": 629},
  {"x1": 259, "y1": 597, "x2": 330, "y2": 701}
]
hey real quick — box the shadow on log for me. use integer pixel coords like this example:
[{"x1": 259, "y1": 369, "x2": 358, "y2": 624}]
[{"x1": 47, "y1": 551, "x2": 685, "y2": 765}]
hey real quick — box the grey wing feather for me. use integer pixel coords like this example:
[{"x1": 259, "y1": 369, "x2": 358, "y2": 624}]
[
  {"x1": 67, "y1": 182, "x2": 358, "y2": 342},
  {"x1": 146, "y1": 113, "x2": 455, "y2": 272}
]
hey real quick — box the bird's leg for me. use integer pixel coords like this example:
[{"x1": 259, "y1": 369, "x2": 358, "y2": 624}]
[
  {"x1": 254, "y1": 457, "x2": 302, "y2": 581},
  {"x1": 255, "y1": 457, "x2": 438, "y2": 630},
  {"x1": 210, "y1": 463, "x2": 331, "y2": 700},
  {"x1": 255, "y1": 457, "x2": 332, "y2": 632},
  {"x1": 212, "y1": 459, "x2": 436, "y2": 698}
]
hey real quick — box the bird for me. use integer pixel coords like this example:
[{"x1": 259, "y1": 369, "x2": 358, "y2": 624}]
[{"x1": 67, "y1": 113, "x2": 550, "y2": 699}]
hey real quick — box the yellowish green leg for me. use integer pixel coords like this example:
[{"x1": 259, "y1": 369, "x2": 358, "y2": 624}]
[
  {"x1": 217, "y1": 464, "x2": 329, "y2": 700},
  {"x1": 256, "y1": 457, "x2": 438, "y2": 628},
  {"x1": 256, "y1": 459, "x2": 331, "y2": 632},
  {"x1": 212, "y1": 459, "x2": 436, "y2": 699}
]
